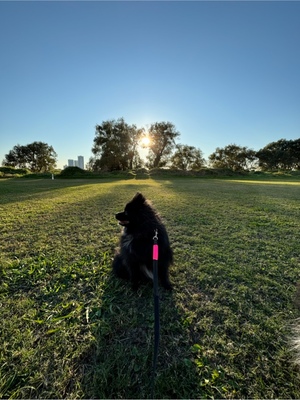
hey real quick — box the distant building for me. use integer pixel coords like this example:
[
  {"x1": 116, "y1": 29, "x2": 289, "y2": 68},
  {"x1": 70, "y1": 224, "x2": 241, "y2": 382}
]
[
  {"x1": 78, "y1": 156, "x2": 84, "y2": 169},
  {"x1": 66, "y1": 156, "x2": 85, "y2": 169}
]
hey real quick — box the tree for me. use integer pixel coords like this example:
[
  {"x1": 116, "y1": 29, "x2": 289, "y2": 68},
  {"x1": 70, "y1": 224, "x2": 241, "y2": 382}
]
[
  {"x1": 170, "y1": 144, "x2": 206, "y2": 170},
  {"x1": 290, "y1": 139, "x2": 300, "y2": 169},
  {"x1": 2, "y1": 141, "x2": 57, "y2": 172},
  {"x1": 91, "y1": 118, "x2": 143, "y2": 171},
  {"x1": 146, "y1": 122, "x2": 180, "y2": 168},
  {"x1": 209, "y1": 144, "x2": 257, "y2": 171},
  {"x1": 256, "y1": 139, "x2": 300, "y2": 170}
]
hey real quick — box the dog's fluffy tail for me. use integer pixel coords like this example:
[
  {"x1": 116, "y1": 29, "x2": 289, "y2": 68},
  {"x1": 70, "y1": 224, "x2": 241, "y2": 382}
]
[
  {"x1": 291, "y1": 318, "x2": 300, "y2": 365},
  {"x1": 290, "y1": 283, "x2": 300, "y2": 365}
]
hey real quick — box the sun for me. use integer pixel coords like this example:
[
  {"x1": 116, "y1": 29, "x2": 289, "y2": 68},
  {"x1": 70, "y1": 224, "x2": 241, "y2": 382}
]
[{"x1": 140, "y1": 136, "x2": 151, "y2": 147}]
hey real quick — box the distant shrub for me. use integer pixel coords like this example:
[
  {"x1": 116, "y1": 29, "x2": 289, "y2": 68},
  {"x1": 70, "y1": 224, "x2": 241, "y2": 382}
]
[
  {"x1": 250, "y1": 170, "x2": 300, "y2": 179},
  {"x1": 95, "y1": 170, "x2": 135, "y2": 180},
  {"x1": 134, "y1": 168, "x2": 150, "y2": 179},
  {"x1": 0, "y1": 166, "x2": 29, "y2": 177},
  {"x1": 148, "y1": 167, "x2": 247, "y2": 178},
  {"x1": 22, "y1": 172, "x2": 53, "y2": 179},
  {"x1": 58, "y1": 167, "x2": 90, "y2": 178},
  {"x1": 59, "y1": 167, "x2": 136, "y2": 179}
]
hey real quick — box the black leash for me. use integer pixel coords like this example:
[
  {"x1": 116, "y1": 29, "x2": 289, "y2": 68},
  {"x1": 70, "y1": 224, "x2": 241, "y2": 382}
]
[{"x1": 151, "y1": 229, "x2": 160, "y2": 399}]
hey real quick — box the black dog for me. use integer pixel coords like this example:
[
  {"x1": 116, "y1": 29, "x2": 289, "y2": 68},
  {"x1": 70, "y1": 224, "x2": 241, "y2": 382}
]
[{"x1": 112, "y1": 192, "x2": 173, "y2": 290}]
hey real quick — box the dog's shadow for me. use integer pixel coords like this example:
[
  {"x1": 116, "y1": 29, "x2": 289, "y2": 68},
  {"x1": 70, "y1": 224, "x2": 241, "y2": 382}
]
[{"x1": 80, "y1": 272, "x2": 198, "y2": 399}]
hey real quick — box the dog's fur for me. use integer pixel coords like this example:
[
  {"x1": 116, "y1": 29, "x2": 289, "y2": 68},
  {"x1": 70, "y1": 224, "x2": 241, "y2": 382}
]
[
  {"x1": 112, "y1": 192, "x2": 173, "y2": 290},
  {"x1": 291, "y1": 320, "x2": 300, "y2": 365},
  {"x1": 290, "y1": 284, "x2": 300, "y2": 365}
]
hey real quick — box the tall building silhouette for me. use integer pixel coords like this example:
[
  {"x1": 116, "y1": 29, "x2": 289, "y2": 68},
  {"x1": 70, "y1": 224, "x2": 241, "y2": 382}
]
[
  {"x1": 78, "y1": 156, "x2": 84, "y2": 169},
  {"x1": 66, "y1": 156, "x2": 84, "y2": 169}
]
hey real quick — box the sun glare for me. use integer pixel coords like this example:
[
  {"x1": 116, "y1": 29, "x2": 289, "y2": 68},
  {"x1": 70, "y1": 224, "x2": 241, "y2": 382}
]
[{"x1": 140, "y1": 136, "x2": 151, "y2": 147}]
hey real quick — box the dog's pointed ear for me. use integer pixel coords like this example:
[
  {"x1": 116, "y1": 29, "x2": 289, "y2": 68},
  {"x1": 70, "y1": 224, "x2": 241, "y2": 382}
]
[{"x1": 133, "y1": 192, "x2": 146, "y2": 204}]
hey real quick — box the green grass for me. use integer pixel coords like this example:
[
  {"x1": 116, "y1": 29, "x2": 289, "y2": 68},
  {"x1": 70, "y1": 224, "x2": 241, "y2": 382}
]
[{"x1": 1, "y1": 177, "x2": 300, "y2": 398}]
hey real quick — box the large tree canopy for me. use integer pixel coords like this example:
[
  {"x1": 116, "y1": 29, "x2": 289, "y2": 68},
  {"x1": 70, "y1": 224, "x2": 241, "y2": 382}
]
[
  {"x1": 256, "y1": 139, "x2": 300, "y2": 170},
  {"x1": 209, "y1": 144, "x2": 257, "y2": 171},
  {"x1": 2, "y1": 142, "x2": 57, "y2": 172},
  {"x1": 146, "y1": 122, "x2": 180, "y2": 168},
  {"x1": 170, "y1": 144, "x2": 206, "y2": 170},
  {"x1": 91, "y1": 118, "x2": 143, "y2": 171}
]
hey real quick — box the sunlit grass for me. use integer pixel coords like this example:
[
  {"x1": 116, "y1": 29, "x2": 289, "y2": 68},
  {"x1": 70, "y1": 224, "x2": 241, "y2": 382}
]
[
  {"x1": 229, "y1": 179, "x2": 300, "y2": 186},
  {"x1": 1, "y1": 177, "x2": 300, "y2": 398}
]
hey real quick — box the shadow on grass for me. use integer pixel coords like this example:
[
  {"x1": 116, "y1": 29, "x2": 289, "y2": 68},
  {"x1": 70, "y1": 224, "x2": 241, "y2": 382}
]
[
  {"x1": 2, "y1": 256, "x2": 199, "y2": 398},
  {"x1": 0, "y1": 178, "x2": 126, "y2": 205},
  {"x1": 80, "y1": 274, "x2": 199, "y2": 399}
]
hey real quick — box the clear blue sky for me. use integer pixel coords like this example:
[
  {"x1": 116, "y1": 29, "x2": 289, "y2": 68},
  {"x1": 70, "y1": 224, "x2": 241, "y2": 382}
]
[{"x1": 1, "y1": 1, "x2": 299, "y2": 169}]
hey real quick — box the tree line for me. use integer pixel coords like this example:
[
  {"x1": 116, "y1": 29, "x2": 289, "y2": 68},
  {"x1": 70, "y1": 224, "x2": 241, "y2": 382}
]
[
  {"x1": 2, "y1": 118, "x2": 300, "y2": 172},
  {"x1": 89, "y1": 118, "x2": 300, "y2": 172}
]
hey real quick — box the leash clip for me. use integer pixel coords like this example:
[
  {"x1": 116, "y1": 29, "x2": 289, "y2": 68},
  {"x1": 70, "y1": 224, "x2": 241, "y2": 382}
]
[{"x1": 153, "y1": 229, "x2": 158, "y2": 241}]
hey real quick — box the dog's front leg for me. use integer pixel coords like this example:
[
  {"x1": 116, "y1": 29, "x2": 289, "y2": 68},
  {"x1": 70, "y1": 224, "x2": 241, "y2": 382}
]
[
  {"x1": 130, "y1": 263, "x2": 142, "y2": 291},
  {"x1": 125, "y1": 254, "x2": 141, "y2": 290}
]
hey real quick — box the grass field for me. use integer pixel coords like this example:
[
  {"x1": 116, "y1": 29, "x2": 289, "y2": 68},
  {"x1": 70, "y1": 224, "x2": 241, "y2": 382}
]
[{"x1": 1, "y1": 176, "x2": 300, "y2": 399}]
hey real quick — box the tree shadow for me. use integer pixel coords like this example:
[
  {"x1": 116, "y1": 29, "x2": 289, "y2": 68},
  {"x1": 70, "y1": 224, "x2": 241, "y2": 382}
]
[
  {"x1": 2, "y1": 259, "x2": 200, "y2": 398},
  {"x1": 0, "y1": 177, "x2": 142, "y2": 206}
]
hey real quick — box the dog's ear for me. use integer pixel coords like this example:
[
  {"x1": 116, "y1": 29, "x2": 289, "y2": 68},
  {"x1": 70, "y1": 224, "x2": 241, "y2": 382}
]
[{"x1": 133, "y1": 192, "x2": 146, "y2": 204}]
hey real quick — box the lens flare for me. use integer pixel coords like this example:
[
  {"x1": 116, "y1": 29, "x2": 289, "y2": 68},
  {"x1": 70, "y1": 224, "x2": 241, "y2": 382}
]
[{"x1": 140, "y1": 136, "x2": 151, "y2": 147}]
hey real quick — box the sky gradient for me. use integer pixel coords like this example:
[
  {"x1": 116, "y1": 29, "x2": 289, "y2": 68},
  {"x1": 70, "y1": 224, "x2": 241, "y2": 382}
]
[{"x1": 1, "y1": 1, "x2": 299, "y2": 169}]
